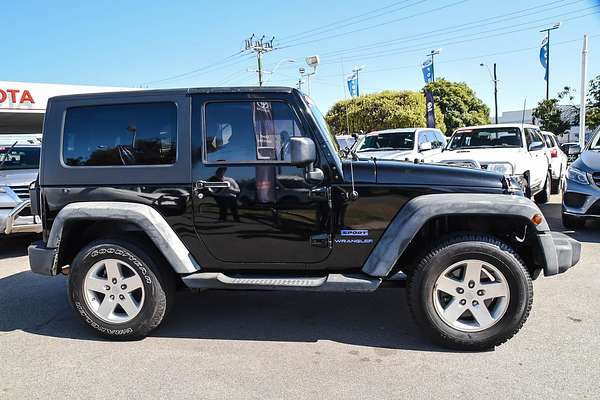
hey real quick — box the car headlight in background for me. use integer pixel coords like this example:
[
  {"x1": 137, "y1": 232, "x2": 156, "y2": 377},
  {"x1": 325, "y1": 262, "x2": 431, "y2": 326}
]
[
  {"x1": 566, "y1": 167, "x2": 590, "y2": 185},
  {"x1": 487, "y1": 162, "x2": 514, "y2": 175}
]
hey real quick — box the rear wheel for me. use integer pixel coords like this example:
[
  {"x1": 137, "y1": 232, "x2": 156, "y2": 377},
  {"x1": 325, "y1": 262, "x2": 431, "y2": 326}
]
[
  {"x1": 68, "y1": 238, "x2": 175, "y2": 339},
  {"x1": 407, "y1": 234, "x2": 533, "y2": 351},
  {"x1": 534, "y1": 172, "x2": 551, "y2": 204},
  {"x1": 551, "y1": 166, "x2": 562, "y2": 195}
]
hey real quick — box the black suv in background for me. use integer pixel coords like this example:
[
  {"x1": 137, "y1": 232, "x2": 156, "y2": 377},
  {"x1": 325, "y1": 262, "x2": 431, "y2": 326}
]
[{"x1": 28, "y1": 87, "x2": 580, "y2": 350}]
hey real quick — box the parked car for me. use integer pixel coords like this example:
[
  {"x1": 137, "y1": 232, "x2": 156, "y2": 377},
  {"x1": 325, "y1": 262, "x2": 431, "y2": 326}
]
[
  {"x1": 434, "y1": 124, "x2": 552, "y2": 203},
  {"x1": 561, "y1": 130, "x2": 600, "y2": 229},
  {"x1": 28, "y1": 87, "x2": 580, "y2": 351},
  {"x1": 0, "y1": 137, "x2": 42, "y2": 236},
  {"x1": 335, "y1": 134, "x2": 357, "y2": 151},
  {"x1": 541, "y1": 131, "x2": 568, "y2": 193},
  {"x1": 560, "y1": 142, "x2": 581, "y2": 166},
  {"x1": 353, "y1": 128, "x2": 446, "y2": 162}
]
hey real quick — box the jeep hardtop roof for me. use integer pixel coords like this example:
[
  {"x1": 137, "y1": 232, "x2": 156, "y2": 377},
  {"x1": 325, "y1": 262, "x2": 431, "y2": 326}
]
[
  {"x1": 47, "y1": 86, "x2": 298, "y2": 103},
  {"x1": 454, "y1": 123, "x2": 541, "y2": 132}
]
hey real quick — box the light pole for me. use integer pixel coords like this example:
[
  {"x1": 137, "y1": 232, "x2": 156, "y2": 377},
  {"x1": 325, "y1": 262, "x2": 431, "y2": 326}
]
[
  {"x1": 351, "y1": 65, "x2": 364, "y2": 96},
  {"x1": 481, "y1": 62, "x2": 499, "y2": 124},
  {"x1": 426, "y1": 49, "x2": 441, "y2": 82},
  {"x1": 301, "y1": 55, "x2": 320, "y2": 95},
  {"x1": 260, "y1": 58, "x2": 296, "y2": 84},
  {"x1": 540, "y1": 22, "x2": 561, "y2": 100}
]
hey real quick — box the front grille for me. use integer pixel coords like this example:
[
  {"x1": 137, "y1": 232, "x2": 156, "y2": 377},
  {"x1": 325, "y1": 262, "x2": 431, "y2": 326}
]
[
  {"x1": 587, "y1": 200, "x2": 600, "y2": 216},
  {"x1": 9, "y1": 185, "x2": 30, "y2": 201},
  {"x1": 593, "y1": 173, "x2": 600, "y2": 188}
]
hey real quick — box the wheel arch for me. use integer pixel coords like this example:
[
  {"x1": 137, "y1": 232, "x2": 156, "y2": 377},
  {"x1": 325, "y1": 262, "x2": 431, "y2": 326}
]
[{"x1": 48, "y1": 202, "x2": 201, "y2": 274}]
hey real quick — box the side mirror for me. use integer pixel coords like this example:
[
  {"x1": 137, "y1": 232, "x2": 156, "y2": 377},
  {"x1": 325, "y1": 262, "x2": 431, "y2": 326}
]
[
  {"x1": 287, "y1": 137, "x2": 323, "y2": 183},
  {"x1": 567, "y1": 144, "x2": 582, "y2": 156},
  {"x1": 529, "y1": 141, "x2": 544, "y2": 152},
  {"x1": 288, "y1": 137, "x2": 317, "y2": 166},
  {"x1": 419, "y1": 141, "x2": 433, "y2": 152}
]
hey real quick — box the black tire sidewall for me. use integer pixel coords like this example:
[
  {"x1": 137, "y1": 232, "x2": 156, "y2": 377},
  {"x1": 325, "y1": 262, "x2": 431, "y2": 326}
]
[
  {"x1": 412, "y1": 239, "x2": 531, "y2": 349},
  {"x1": 68, "y1": 240, "x2": 169, "y2": 339}
]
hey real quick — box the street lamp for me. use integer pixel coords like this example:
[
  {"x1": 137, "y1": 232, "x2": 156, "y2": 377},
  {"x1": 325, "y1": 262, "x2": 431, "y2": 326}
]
[
  {"x1": 426, "y1": 49, "x2": 442, "y2": 81},
  {"x1": 301, "y1": 55, "x2": 320, "y2": 95},
  {"x1": 540, "y1": 22, "x2": 561, "y2": 100},
  {"x1": 480, "y1": 62, "x2": 499, "y2": 124},
  {"x1": 351, "y1": 65, "x2": 365, "y2": 96},
  {"x1": 260, "y1": 58, "x2": 296, "y2": 84}
]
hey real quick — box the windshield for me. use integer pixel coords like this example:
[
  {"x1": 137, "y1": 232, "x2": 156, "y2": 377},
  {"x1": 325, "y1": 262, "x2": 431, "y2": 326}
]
[
  {"x1": 0, "y1": 146, "x2": 40, "y2": 170},
  {"x1": 357, "y1": 131, "x2": 415, "y2": 152},
  {"x1": 449, "y1": 127, "x2": 523, "y2": 149},
  {"x1": 303, "y1": 95, "x2": 341, "y2": 155},
  {"x1": 590, "y1": 131, "x2": 600, "y2": 150}
]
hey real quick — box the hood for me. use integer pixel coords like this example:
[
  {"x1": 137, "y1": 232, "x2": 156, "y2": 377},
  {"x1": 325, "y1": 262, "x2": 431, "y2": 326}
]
[
  {"x1": 0, "y1": 169, "x2": 38, "y2": 187},
  {"x1": 355, "y1": 149, "x2": 415, "y2": 161},
  {"x1": 572, "y1": 150, "x2": 600, "y2": 172},
  {"x1": 432, "y1": 147, "x2": 526, "y2": 167},
  {"x1": 341, "y1": 159, "x2": 506, "y2": 190}
]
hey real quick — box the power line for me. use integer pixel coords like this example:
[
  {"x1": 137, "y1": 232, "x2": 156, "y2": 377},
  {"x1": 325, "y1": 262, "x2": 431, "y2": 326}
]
[
  {"x1": 320, "y1": 0, "x2": 582, "y2": 58},
  {"x1": 277, "y1": 0, "x2": 470, "y2": 49}
]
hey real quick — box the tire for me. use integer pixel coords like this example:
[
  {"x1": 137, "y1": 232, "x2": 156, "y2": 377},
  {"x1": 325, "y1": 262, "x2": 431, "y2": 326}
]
[
  {"x1": 534, "y1": 172, "x2": 551, "y2": 204},
  {"x1": 562, "y1": 213, "x2": 585, "y2": 230},
  {"x1": 68, "y1": 238, "x2": 175, "y2": 340},
  {"x1": 407, "y1": 234, "x2": 533, "y2": 351}
]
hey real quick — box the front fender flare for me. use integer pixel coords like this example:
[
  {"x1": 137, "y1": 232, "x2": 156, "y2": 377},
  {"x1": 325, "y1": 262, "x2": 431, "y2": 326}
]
[{"x1": 361, "y1": 193, "x2": 548, "y2": 277}]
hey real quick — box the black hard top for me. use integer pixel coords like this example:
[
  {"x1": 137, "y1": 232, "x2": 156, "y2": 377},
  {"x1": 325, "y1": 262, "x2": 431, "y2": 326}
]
[{"x1": 48, "y1": 86, "x2": 297, "y2": 103}]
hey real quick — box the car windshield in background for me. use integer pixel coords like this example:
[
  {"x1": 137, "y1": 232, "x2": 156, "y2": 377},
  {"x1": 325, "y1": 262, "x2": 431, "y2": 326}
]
[
  {"x1": 449, "y1": 127, "x2": 523, "y2": 149},
  {"x1": 357, "y1": 132, "x2": 414, "y2": 152},
  {"x1": 0, "y1": 146, "x2": 40, "y2": 170}
]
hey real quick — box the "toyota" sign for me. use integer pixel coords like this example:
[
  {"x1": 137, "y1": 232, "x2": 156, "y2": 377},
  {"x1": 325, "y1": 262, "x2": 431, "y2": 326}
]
[{"x1": 0, "y1": 88, "x2": 35, "y2": 104}]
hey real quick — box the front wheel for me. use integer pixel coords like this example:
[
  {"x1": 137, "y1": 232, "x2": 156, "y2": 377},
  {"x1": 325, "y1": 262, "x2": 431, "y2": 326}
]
[
  {"x1": 407, "y1": 234, "x2": 533, "y2": 351},
  {"x1": 68, "y1": 238, "x2": 175, "y2": 339}
]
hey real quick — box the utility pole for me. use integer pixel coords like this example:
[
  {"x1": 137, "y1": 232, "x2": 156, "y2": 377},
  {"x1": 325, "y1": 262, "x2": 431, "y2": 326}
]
[
  {"x1": 481, "y1": 62, "x2": 499, "y2": 124},
  {"x1": 426, "y1": 49, "x2": 441, "y2": 82},
  {"x1": 540, "y1": 23, "x2": 561, "y2": 100},
  {"x1": 579, "y1": 34, "x2": 589, "y2": 149},
  {"x1": 244, "y1": 34, "x2": 275, "y2": 86}
]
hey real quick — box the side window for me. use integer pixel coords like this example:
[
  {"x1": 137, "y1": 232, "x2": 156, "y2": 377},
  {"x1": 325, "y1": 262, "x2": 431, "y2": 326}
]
[
  {"x1": 543, "y1": 135, "x2": 554, "y2": 148},
  {"x1": 531, "y1": 129, "x2": 544, "y2": 145},
  {"x1": 524, "y1": 129, "x2": 534, "y2": 148},
  {"x1": 204, "y1": 101, "x2": 304, "y2": 163},
  {"x1": 418, "y1": 132, "x2": 429, "y2": 146},
  {"x1": 63, "y1": 102, "x2": 177, "y2": 166}
]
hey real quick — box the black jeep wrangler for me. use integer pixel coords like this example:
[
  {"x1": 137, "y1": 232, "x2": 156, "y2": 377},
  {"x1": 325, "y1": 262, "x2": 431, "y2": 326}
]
[{"x1": 28, "y1": 87, "x2": 581, "y2": 350}]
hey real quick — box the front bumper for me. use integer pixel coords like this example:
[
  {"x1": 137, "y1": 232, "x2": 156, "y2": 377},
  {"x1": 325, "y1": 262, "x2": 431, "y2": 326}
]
[
  {"x1": 0, "y1": 200, "x2": 43, "y2": 235},
  {"x1": 28, "y1": 241, "x2": 59, "y2": 276},
  {"x1": 539, "y1": 231, "x2": 581, "y2": 276},
  {"x1": 562, "y1": 178, "x2": 600, "y2": 218}
]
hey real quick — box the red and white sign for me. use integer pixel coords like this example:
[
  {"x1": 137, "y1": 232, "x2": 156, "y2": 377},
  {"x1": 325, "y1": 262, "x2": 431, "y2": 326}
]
[{"x1": 0, "y1": 81, "x2": 135, "y2": 113}]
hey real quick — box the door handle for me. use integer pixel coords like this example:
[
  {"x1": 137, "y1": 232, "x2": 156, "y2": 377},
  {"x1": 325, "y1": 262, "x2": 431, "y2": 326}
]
[{"x1": 194, "y1": 181, "x2": 231, "y2": 190}]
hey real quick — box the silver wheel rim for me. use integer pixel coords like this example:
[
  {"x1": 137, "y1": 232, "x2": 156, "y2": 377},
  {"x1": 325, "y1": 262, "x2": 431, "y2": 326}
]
[
  {"x1": 432, "y1": 259, "x2": 510, "y2": 332},
  {"x1": 83, "y1": 258, "x2": 145, "y2": 324}
]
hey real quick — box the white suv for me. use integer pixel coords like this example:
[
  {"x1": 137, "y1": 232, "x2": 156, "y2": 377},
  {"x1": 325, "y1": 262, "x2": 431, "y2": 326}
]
[
  {"x1": 353, "y1": 128, "x2": 446, "y2": 162},
  {"x1": 433, "y1": 124, "x2": 551, "y2": 203},
  {"x1": 541, "y1": 131, "x2": 568, "y2": 194}
]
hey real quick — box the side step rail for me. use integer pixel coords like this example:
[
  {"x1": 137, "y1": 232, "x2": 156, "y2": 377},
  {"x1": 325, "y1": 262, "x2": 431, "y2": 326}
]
[{"x1": 182, "y1": 272, "x2": 382, "y2": 293}]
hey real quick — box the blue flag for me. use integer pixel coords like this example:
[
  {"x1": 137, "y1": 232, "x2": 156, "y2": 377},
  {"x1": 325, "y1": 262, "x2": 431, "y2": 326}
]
[
  {"x1": 540, "y1": 36, "x2": 549, "y2": 81},
  {"x1": 422, "y1": 58, "x2": 434, "y2": 83},
  {"x1": 347, "y1": 72, "x2": 359, "y2": 97}
]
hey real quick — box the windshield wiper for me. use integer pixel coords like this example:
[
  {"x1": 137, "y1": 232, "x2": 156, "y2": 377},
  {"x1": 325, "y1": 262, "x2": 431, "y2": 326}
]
[{"x1": 0, "y1": 141, "x2": 18, "y2": 170}]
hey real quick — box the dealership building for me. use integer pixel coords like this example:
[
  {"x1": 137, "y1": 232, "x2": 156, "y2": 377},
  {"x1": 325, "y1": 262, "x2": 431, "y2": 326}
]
[{"x1": 0, "y1": 81, "x2": 134, "y2": 137}]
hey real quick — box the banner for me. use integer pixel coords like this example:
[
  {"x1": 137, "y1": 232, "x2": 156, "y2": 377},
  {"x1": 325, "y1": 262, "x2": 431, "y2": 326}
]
[
  {"x1": 422, "y1": 58, "x2": 434, "y2": 83},
  {"x1": 347, "y1": 73, "x2": 359, "y2": 97},
  {"x1": 540, "y1": 36, "x2": 549, "y2": 81},
  {"x1": 425, "y1": 91, "x2": 436, "y2": 128}
]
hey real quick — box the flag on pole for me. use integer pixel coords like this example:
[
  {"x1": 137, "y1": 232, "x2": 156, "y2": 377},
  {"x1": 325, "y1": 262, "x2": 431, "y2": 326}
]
[
  {"x1": 347, "y1": 72, "x2": 359, "y2": 97},
  {"x1": 422, "y1": 58, "x2": 434, "y2": 83},
  {"x1": 540, "y1": 36, "x2": 549, "y2": 81},
  {"x1": 425, "y1": 91, "x2": 436, "y2": 128}
]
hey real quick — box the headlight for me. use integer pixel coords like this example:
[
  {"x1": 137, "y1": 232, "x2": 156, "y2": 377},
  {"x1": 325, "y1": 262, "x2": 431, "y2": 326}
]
[
  {"x1": 487, "y1": 162, "x2": 514, "y2": 175},
  {"x1": 566, "y1": 167, "x2": 590, "y2": 184}
]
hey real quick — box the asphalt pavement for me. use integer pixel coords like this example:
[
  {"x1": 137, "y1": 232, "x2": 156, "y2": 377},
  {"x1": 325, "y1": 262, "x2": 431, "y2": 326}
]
[{"x1": 0, "y1": 194, "x2": 599, "y2": 399}]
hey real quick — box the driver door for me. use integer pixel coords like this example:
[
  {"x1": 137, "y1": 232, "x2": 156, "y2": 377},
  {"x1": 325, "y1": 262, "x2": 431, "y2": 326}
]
[{"x1": 190, "y1": 94, "x2": 332, "y2": 269}]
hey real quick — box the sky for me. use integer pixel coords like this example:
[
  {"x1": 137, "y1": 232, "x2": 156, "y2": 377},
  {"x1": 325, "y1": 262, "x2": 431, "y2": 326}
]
[{"x1": 4, "y1": 0, "x2": 600, "y2": 116}]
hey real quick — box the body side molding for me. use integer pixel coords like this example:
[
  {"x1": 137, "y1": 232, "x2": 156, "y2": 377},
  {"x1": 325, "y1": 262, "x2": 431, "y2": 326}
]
[
  {"x1": 361, "y1": 193, "x2": 550, "y2": 277},
  {"x1": 47, "y1": 201, "x2": 200, "y2": 273}
]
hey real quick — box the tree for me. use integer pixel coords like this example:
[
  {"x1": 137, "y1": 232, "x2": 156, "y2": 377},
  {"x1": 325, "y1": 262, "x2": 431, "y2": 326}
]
[
  {"x1": 532, "y1": 87, "x2": 578, "y2": 136},
  {"x1": 423, "y1": 79, "x2": 490, "y2": 133},
  {"x1": 587, "y1": 75, "x2": 600, "y2": 130},
  {"x1": 325, "y1": 90, "x2": 445, "y2": 135}
]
